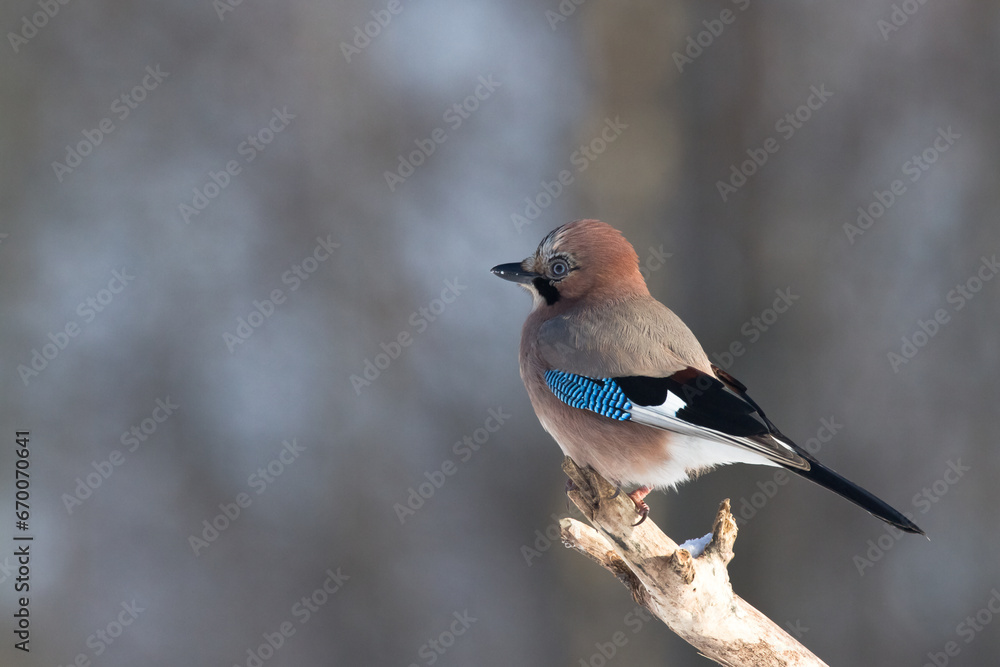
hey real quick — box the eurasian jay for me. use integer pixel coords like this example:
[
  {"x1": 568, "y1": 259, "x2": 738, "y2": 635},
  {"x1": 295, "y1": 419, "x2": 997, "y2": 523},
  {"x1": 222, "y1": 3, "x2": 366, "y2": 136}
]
[{"x1": 492, "y1": 219, "x2": 923, "y2": 534}]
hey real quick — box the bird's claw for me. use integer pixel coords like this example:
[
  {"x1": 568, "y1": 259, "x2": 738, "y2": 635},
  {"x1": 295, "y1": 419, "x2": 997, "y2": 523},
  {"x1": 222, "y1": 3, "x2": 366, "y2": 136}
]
[
  {"x1": 566, "y1": 479, "x2": 649, "y2": 524},
  {"x1": 631, "y1": 501, "x2": 650, "y2": 526},
  {"x1": 627, "y1": 486, "x2": 652, "y2": 526}
]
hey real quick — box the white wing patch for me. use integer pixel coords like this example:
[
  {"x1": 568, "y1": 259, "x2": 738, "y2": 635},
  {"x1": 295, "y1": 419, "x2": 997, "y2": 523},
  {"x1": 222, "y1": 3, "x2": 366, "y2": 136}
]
[
  {"x1": 629, "y1": 404, "x2": 810, "y2": 471},
  {"x1": 661, "y1": 390, "x2": 686, "y2": 416}
]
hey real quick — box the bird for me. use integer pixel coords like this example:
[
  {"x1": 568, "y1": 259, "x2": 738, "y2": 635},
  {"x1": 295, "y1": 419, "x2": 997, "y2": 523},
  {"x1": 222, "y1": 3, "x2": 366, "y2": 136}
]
[{"x1": 491, "y1": 219, "x2": 924, "y2": 535}]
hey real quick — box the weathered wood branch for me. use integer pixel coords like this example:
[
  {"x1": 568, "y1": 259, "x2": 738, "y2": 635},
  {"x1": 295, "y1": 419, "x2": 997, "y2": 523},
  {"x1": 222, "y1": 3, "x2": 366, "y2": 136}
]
[{"x1": 560, "y1": 456, "x2": 828, "y2": 667}]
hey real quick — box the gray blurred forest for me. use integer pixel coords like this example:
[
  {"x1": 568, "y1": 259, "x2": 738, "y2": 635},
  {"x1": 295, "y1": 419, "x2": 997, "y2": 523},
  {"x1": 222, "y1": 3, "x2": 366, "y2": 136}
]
[{"x1": 2, "y1": 0, "x2": 999, "y2": 665}]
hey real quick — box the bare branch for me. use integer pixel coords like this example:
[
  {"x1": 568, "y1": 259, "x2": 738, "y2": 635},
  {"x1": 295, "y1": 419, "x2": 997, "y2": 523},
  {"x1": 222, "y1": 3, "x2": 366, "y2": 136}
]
[{"x1": 560, "y1": 456, "x2": 828, "y2": 667}]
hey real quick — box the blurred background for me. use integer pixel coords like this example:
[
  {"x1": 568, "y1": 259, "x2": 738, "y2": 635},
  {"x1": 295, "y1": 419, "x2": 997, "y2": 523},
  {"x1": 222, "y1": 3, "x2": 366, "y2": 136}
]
[{"x1": 2, "y1": 0, "x2": 998, "y2": 665}]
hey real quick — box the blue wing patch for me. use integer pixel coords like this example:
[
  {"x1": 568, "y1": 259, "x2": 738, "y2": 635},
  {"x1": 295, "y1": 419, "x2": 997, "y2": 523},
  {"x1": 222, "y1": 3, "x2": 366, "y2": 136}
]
[{"x1": 544, "y1": 370, "x2": 632, "y2": 421}]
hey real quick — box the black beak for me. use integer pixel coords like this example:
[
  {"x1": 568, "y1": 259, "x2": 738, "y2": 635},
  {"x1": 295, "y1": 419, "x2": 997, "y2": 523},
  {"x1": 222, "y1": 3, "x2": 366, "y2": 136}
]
[{"x1": 491, "y1": 262, "x2": 539, "y2": 285}]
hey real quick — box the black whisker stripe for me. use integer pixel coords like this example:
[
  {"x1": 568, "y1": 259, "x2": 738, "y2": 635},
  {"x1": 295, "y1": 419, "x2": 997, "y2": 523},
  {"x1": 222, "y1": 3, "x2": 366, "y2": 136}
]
[{"x1": 533, "y1": 277, "x2": 560, "y2": 305}]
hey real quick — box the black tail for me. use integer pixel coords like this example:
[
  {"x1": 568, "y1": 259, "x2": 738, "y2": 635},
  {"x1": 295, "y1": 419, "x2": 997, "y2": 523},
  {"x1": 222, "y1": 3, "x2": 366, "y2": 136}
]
[
  {"x1": 787, "y1": 455, "x2": 925, "y2": 536},
  {"x1": 708, "y1": 366, "x2": 925, "y2": 536}
]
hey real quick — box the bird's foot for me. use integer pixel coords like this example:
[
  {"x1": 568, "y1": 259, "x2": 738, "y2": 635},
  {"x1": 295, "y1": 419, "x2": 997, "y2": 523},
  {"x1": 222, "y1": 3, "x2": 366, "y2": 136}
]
[{"x1": 628, "y1": 486, "x2": 652, "y2": 526}]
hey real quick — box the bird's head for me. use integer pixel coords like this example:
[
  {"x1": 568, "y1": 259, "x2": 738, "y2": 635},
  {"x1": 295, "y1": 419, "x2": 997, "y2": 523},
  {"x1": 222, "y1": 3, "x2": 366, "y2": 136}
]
[{"x1": 491, "y1": 219, "x2": 648, "y2": 309}]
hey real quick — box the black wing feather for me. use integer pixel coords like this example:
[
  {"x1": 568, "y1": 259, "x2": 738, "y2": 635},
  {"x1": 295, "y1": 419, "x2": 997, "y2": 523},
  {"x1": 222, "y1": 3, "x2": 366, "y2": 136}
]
[{"x1": 614, "y1": 369, "x2": 771, "y2": 437}]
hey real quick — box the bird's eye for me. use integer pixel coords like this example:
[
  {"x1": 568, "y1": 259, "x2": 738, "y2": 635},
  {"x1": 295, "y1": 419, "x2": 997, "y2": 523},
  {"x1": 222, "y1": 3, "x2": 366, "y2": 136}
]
[{"x1": 549, "y1": 258, "x2": 570, "y2": 278}]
